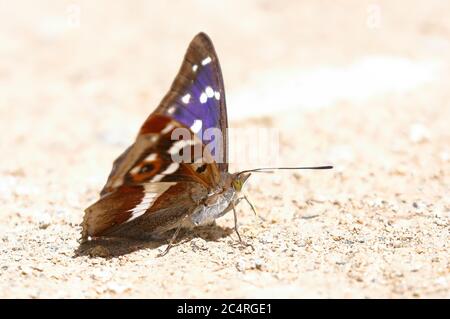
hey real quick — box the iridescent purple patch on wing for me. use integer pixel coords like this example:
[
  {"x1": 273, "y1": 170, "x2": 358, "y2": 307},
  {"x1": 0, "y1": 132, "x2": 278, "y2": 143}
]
[
  {"x1": 156, "y1": 32, "x2": 228, "y2": 170},
  {"x1": 169, "y1": 60, "x2": 221, "y2": 140}
]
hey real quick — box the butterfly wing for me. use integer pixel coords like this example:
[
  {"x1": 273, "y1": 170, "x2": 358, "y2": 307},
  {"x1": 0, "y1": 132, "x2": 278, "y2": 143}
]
[
  {"x1": 82, "y1": 33, "x2": 228, "y2": 240},
  {"x1": 82, "y1": 181, "x2": 207, "y2": 239},
  {"x1": 152, "y1": 32, "x2": 229, "y2": 172},
  {"x1": 100, "y1": 114, "x2": 220, "y2": 196},
  {"x1": 82, "y1": 115, "x2": 218, "y2": 239}
]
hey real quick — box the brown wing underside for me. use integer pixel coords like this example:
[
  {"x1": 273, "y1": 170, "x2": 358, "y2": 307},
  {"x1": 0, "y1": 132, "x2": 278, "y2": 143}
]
[{"x1": 82, "y1": 181, "x2": 207, "y2": 239}]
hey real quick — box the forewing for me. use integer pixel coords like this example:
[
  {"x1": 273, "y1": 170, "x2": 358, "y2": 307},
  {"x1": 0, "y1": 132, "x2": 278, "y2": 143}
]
[{"x1": 152, "y1": 32, "x2": 229, "y2": 171}]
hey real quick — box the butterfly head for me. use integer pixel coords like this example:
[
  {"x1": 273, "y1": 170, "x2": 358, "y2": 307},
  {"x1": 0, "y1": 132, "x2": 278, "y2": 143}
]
[{"x1": 231, "y1": 173, "x2": 251, "y2": 192}]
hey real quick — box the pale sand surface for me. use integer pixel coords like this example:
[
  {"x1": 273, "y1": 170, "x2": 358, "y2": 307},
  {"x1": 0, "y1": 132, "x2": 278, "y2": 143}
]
[{"x1": 0, "y1": 1, "x2": 449, "y2": 298}]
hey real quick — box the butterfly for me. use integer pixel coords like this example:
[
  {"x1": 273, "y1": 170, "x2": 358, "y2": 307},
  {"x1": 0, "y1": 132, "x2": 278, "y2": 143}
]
[{"x1": 81, "y1": 32, "x2": 332, "y2": 256}]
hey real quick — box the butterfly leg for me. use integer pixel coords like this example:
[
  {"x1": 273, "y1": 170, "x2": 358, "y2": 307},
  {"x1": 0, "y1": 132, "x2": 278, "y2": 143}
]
[
  {"x1": 243, "y1": 195, "x2": 257, "y2": 217},
  {"x1": 235, "y1": 195, "x2": 264, "y2": 221},
  {"x1": 232, "y1": 203, "x2": 243, "y2": 242},
  {"x1": 232, "y1": 202, "x2": 254, "y2": 250},
  {"x1": 158, "y1": 216, "x2": 188, "y2": 257}
]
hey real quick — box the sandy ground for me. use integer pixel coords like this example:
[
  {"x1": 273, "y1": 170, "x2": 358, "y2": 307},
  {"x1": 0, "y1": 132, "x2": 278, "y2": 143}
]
[{"x1": 0, "y1": 1, "x2": 449, "y2": 298}]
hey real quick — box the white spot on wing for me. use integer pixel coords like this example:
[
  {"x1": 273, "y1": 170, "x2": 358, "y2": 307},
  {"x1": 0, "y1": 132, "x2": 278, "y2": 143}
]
[
  {"x1": 167, "y1": 106, "x2": 176, "y2": 114},
  {"x1": 192, "y1": 64, "x2": 198, "y2": 72},
  {"x1": 161, "y1": 123, "x2": 175, "y2": 134},
  {"x1": 199, "y1": 92, "x2": 207, "y2": 104},
  {"x1": 214, "y1": 91, "x2": 220, "y2": 100},
  {"x1": 150, "y1": 135, "x2": 159, "y2": 143},
  {"x1": 150, "y1": 162, "x2": 180, "y2": 182},
  {"x1": 111, "y1": 179, "x2": 123, "y2": 189},
  {"x1": 126, "y1": 183, "x2": 176, "y2": 222},
  {"x1": 129, "y1": 166, "x2": 140, "y2": 175},
  {"x1": 145, "y1": 153, "x2": 157, "y2": 162},
  {"x1": 162, "y1": 162, "x2": 179, "y2": 174},
  {"x1": 150, "y1": 174, "x2": 164, "y2": 182},
  {"x1": 201, "y1": 56, "x2": 212, "y2": 66},
  {"x1": 181, "y1": 93, "x2": 191, "y2": 104},
  {"x1": 127, "y1": 195, "x2": 157, "y2": 221},
  {"x1": 205, "y1": 86, "x2": 214, "y2": 98},
  {"x1": 190, "y1": 120, "x2": 202, "y2": 133}
]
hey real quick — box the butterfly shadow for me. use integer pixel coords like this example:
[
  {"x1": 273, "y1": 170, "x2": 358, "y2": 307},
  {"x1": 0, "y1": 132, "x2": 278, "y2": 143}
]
[{"x1": 74, "y1": 223, "x2": 234, "y2": 258}]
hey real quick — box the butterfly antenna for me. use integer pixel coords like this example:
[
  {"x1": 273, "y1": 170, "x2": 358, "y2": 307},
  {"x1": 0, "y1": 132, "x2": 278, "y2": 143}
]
[{"x1": 237, "y1": 165, "x2": 333, "y2": 175}]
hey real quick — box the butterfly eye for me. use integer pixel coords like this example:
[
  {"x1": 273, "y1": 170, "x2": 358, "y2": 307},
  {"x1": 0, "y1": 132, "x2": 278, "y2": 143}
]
[{"x1": 232, "y1": 180, "x2": 242, "y2": 191}]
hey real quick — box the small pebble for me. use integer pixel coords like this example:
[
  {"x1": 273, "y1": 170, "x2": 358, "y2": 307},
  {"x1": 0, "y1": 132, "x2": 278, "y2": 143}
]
[
  {"x1": 106, "y1": 282, "x2": 131, "y2": 294},
  {"x1": 20, "y1": 265, "x2": 34, "y2": 276},
  {"x1": 254, "y1": 258, "x2": 264, "y2": 270},
  {"x1": 409, "y1": 123, "x2": 430, "y2": 143},
  {"x1": 312, "y1": 194, "x2": 327, "y2": 203},
  {"x1": 91, "y1": 269, "x2": 112, "y2": 281},
  {"x1": 190, "y1": 238, "x2": 208, "y2": 251},
  {"x1": 259, "y1": 233, "x2": 273, "y2": 244},
  {"x1": 236, "y1": 259, "x2": 247, "y2": 272},
  {"x1": 368, "y1": 198, "x2": 385, "y2": 208},
  {"x1": 38, "y1": 214, "x2": 52, "y2": 230}
]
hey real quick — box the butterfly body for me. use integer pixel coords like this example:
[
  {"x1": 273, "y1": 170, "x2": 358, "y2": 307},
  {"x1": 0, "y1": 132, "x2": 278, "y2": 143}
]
[
  {"x1": 84, "y1": 170, "x2": 248, "y2": 240},
  {"x1": 190, "y1": 172, "x2": 249, "y2": 227}
]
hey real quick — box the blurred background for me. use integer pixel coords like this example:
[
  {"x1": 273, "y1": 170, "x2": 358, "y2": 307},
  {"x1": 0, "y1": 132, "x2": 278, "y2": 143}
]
[
  {"x1": 0, "y1": 1, "x2": 449, "y2": 298},
  {"x1": 2, "y1": 0, "x2": 449, "y2": 170}
]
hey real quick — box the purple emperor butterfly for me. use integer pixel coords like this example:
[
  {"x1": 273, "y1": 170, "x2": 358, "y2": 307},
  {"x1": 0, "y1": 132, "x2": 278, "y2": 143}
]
[{"x1": 82, "y1": 33, "x2": 332, "y2": 255}]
